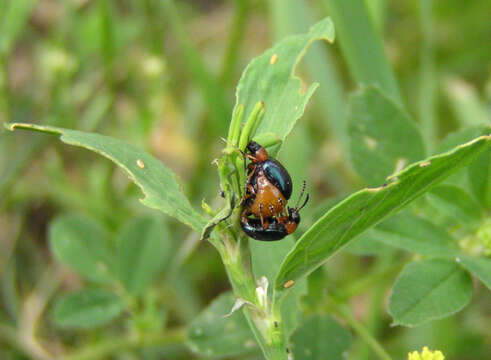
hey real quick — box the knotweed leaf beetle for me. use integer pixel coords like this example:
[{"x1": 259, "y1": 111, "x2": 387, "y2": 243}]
[{"x1": 240, "y1": 141, "x2": 309, "y2": 241}]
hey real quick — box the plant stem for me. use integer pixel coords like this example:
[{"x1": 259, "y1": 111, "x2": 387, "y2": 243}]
[
  {"x1": 0, "y1": 54, "x2": 10, "y2": 125},
  {"x1": 418, "y1": 0, "x2": 437, "y2": 152},
  {"x1": 334, "y1": 261, "x2": 405, "y2": 301},
  {"x1": 330, "y1": 299, "x2": 392, "y2": 360},
  {"x1": 62, "y1": 327, "x2": 186, "y2": 360},
  {"x1": 161, "y1": 0, "x2": 230, "y2": 134},
  {"x1": 220, "y1": 0, "x2": 248, "y2": 85}
]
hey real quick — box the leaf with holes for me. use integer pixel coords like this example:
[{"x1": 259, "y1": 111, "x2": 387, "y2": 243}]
[
  {"x1": 234, "y1": 17, "x2": 334, "y2": 149},
  {"x1": 274, "y1": 134, "x2": 490, "y2": 291},
  {"x1": 388, "y1": 259, "x2": 472, "y2": 326},
  {"x1": 6, "y1": 123, "x2": 206, "y2": 232}
]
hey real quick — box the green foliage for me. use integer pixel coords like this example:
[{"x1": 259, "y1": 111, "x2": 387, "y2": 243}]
[
  {"x1": 363, "y1": 212, "x2": 459, "y2": 257},
  {"x1": 1, "y1": 2, "x2": 490, "y2": 360},
  {"x1": 233, "y1": 17, "x2": 334, "y2": 148},
  {"x1": 458, "y1": 256, "x2": 491, "y2": 290},
  {"x1": 388, "y1": 259, "x2": 473, "y2": 326},
  {"x1": 323, "y1": 0, "x2": 402, "y2": 103},
  {"x1": 275, "y1": 135, "x2": 490, "y2": 291},
  {"x1": 348, "y1": 86, "x2": 425, "y2": 186},
  {"x1": 187, "y1": 292, "x2": 257, "y2": 358},
  {"x1": 116, "y1": 216, "x2": 171, "y2": 295},
  {"x1": 469, "y1": 148, "x2": 490, "y2": 209},
  {"x1": 49, "y1": 214, "x2": 114, "y2": 283},
  {"x1": 290, "y1": 315, "x2": 352, "y2": 360},
  {"x1": 0, "y1": 0, "x2": 35, "y2": 55},
  {"x1": 6, "y1": 123, "x2": 206, "y2": 233},
  {"x1": 426, "y1": 185, "x2": 484, "y2": 230},
  {"x1": 53, "y1": 288, "x2": 124, "y2": 329}
]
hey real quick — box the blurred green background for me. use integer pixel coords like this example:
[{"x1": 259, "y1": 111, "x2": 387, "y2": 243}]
[{"x1": 0, "y1": 0, "x2": 489, "y2": 359}]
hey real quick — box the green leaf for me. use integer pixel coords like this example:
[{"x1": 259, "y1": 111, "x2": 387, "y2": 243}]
[
  {"x1": 116, "y1": 216, "x2": 171, "y2": 295},
  {"x1": 234, "y1": 17, "x2": 334, "y2": 147},
  {"x1": 290, "y1": 315, "x2": 352, "y2": 360},
  {"x1": 269, "y1": 0, "x2": 348, "y2": 151},
  {"x1": 458, "y1": 256, "x2": 491, "y2": 290},
  {"x1": 436, "y1": 126, "x2": 491, "y2": 153},
  {"x1": 443, "y1": 77, "x2": 490, "y2": 127},
  {"x1": 435, "y1": 126, "x2": 490, "y2": 191},
  {"x1": 53, "y1": 288, "x2": 124, "y2": 329},
  {"x1": 274, "y1": 134, "x2": 491, "y2": 291},
  {"x1": 367, "y1": 213, "x2": 459, "y2": 257},
  {"x1": 348, "y1": 86, "x2": 425, "y2": 186},
  {"x1": 0, "y1": 0, "x2": 36, "y2": 55},
  {"x1": 49, "y1": 214, "x2": 114, "y2": 283},
  {"x1": 187, "y1": 292, "x2": 257, "y2": 358},
  {"x1": 6, "y1": 123, "x2": 206, "y2": 232},
  {"x1": 388, "y1": 259, "x2": 472, "y2": 326},
  {"x1": 344, "y1": 232, "x2": 392, "y2": 255},
  {"x1": 322, "y1": 0, "x2": 402, "y2": 104},
  {"x1": 469, "y1": 148, "x2": 490, "y2": 209},
  {"x1": 426, "y1": 184, "x2": 484, "y2": 230}
]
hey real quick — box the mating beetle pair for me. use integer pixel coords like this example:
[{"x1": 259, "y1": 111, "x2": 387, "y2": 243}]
[{"x1": 240, "y1": 141, "x2": 309, "y2": 241}]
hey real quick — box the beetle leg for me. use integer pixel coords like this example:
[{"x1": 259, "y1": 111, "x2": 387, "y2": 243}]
[
  {"x1": 244, "y1": 153, "x2": 258, "y2": 162},
  {"x1": 243, "y1": 164, "x2": 257, "y2": 195},
  {"x1": 243, "y1": 183, "x2": 256, "y2": 202},
  {"x1": 259, "y1": 203, "x2": 268, "y2": 230}
]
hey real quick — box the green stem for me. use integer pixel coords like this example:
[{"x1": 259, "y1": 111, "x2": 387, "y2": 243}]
[
  {"x1": 62, "y1": 327, "x2": 186, "y2": 360},
  {"x1": 329, "y1": 298, "x2": 392, "y2": 360},
  {"x1": 220, "y1": 0, "x2": 248, "y2": 85},
  {"x1": 0, "y1": 54, "x2": 10, "y2": 125},
  {"x1": 418, "y1": 0, "x2": 436, "y2": 152},
  {"x1": 334, "y1": 261, "x2": 405, "y2": 301},
  {"x1": 0, "y1": 324, "x2": 24, "y2": 355},
  {"x1": 161, "y1": 0, "x2": 230, "y2": 134}
]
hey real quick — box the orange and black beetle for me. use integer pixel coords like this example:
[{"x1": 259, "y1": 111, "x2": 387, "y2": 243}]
[{"x1": 240, "y1": 141, "x2": 309, "y2": 241}]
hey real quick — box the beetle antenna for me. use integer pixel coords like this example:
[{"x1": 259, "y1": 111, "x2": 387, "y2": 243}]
[
  {"x1": 294, "y1": 180, "x2": 307, "y2": 209},
  {"x1": 297, "y1": 193, "x2": 310, "y2": 212}
]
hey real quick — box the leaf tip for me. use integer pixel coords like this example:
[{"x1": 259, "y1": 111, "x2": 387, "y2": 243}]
[{"x1": 4, "y1": 122, "x2": 17, "y2": 131}]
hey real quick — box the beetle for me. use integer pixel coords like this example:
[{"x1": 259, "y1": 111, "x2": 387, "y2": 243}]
[
  {"x1": 240, "y1": 141, "x2": 309, "y2": 240},
  {"x1": 244, "y1": 141, "x2": 292, "y2": 201},
  {"x1": 242, "y1": 141, "x2": 293, "y2": 227},
  {"x1": 240, "y1": 190, "x2": 309, "y2": 241}
]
